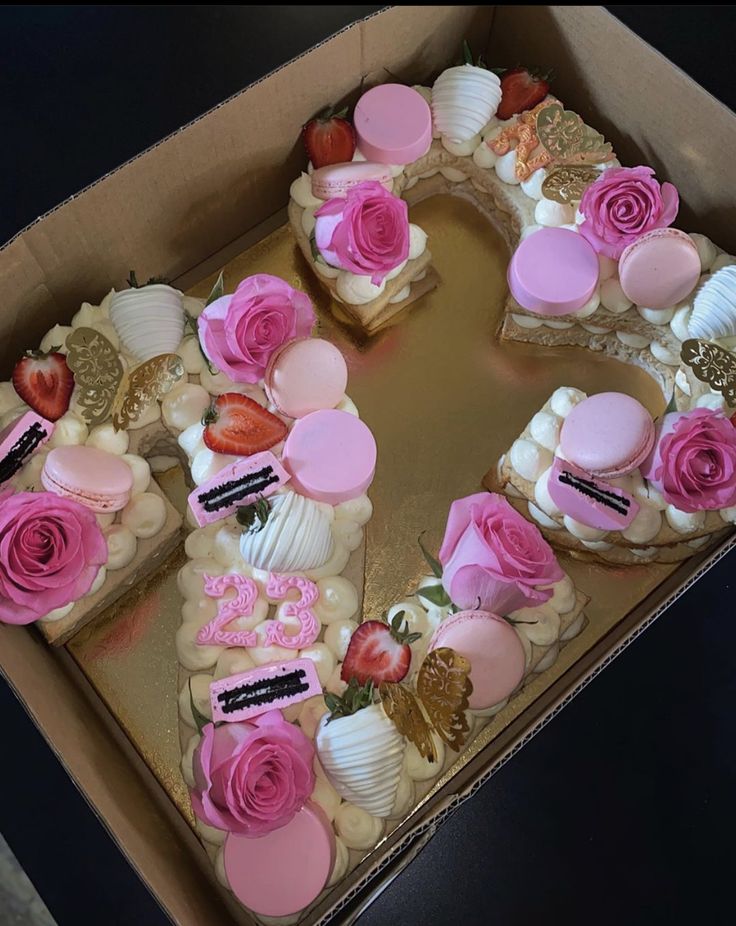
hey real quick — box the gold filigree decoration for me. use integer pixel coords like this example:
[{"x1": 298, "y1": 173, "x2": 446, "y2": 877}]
[
  {"x1": 488, "y1": 101, "x2": 553, "y2": 181},
  {"x1": 66, "y1": 327, "x2": 125, "y2": 426},
  {"x1": 541, "y1": 166, "x2": 601, "y2": 204},
  {"x1": 536, "y1": 103, "x2": 614, "y2": 167},
  {"x1": 416, "y1": 647, "x2": 473, "y2": 752},
  {"x1": 379, "y1": 681, "x2": 437, "y2": 762},
  {"x1": 681, "y1": 339, "x2": 736, "y2": 407},
  {"x1": 67, "y1": 327, "x2": 184, "y2": 430}
]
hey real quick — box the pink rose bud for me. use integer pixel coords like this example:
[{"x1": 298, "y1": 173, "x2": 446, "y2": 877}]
[
  {"x1": 578, "y1": 165, "x2": 679, "y2": 260},
  {"x1": 197, "y1": 274, "x2": 315, "y2": 384},
  {"x1": 438, "y1": 493, "x2": 564, "y2": 615},
  {"x1": 0, "y1": 488, "x2": 107, "y2": 625},
  {"x1": 640, "y1": 408, "x2": 736, "y2": 513},
  {"x1": 314, "y1": 180, "x2": 410, "y2": 285}
]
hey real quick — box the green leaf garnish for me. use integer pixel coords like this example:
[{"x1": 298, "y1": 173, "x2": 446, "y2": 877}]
[
  {"x1": 188, "y1": 678, "x2": 211, "y2": 736},
  {"x1": 236, "y1": 496, "x2": 272, "y2": 534},
  {"x1": 185, "y1": 309, "x2": 218, "y2": 377},
  {"x1": 418, "y1": 532, "x2": 443, "y2": 579},
  {"x1": 416, "y1": 584, "x2": 452, "y2": 608},
  {"x1": 324, "y1": 677, "x2": 375, "y2": 723},
  {"x1": 205, "y1": 270, "x2": 225, "y2": 307}
]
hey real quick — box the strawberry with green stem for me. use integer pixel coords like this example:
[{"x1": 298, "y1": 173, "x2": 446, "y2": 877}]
[
  {"x1": 302, "y1": 105, "x2": 356, "y2": 169},
  {"x1": 340, "y1": 610, "x2": 422, "y2": 686}
]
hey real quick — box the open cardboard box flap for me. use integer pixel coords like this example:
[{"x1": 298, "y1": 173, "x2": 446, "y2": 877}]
[{"x1": 2, "y1": 6, "x2": 735, "y2": 924}]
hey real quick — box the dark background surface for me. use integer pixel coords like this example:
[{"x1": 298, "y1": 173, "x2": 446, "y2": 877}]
[{"x1": 2, "y1": 6, "x2": 736, "y2": 925}]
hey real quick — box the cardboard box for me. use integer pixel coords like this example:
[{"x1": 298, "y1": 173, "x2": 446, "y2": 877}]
[{"x1": 1, "y1": 6, "x2": 735, "y2": 924}]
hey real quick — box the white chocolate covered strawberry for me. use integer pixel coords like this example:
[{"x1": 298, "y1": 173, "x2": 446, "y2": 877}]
[
  {"x1": 109, "y1": 273, "x2": 185, "y2": 362},
  {"x1": 315, "y1": 680, "x2": 405, "y2": 818},
  {"x1": 431, "y1": 46, "x2": 501, "y2": 143}
]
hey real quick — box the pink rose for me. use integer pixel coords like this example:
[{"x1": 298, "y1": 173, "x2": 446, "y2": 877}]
[
  {"x1": 198, "y1": 274, "x2": 315, "y2": 383},
  {"x1": 438, "y1": 493, "x2": 563, "y2": 614},
  {"x1": 578, "y1": 166, "x2": 679, "y2": 259},
  {"x1": 191, "y1": 710, "x2": 315, "y2": 837},
  {"x1": 314, "y1": 181, "x2": 409, "y2": 285},
  {"x1": 641, "y1": 409, "x2": 736, "y2": 513},
  {"x1": 0, "y1": 489, "x2": 107, "y2": 625}
]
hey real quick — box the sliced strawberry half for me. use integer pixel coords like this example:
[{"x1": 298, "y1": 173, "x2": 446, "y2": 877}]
[
  {"x1": 341, "y1": 612, "x2": 422, "y2": 686},
  {"x1": 302, "y1": 105, "x2": 356, "y2": 169},
  {"x1": 496, "y1": 66, "x2": 552, "y2": 120},
  {"x1": 202, "y1": 393, "x2": 287, "y2": 456},
  {"x1": 12, "y1": 349, "x2": 74, "y2": 422}
]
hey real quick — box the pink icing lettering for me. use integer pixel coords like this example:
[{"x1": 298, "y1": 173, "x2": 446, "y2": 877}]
[
  {"x1": 264, "y1": 575, "x2": 320, "y2": 649},
  {"x1": 198, "y1": 574, "x2": 259, "y2": 647}
]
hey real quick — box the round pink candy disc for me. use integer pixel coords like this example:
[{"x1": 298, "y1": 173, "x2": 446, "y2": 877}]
[
  {"x1": 223, "y1": 802, "x2": 335, "y2": 917},
  {"x1": 618, "y1": 228, "x2": 700, "y2": 310},
  {"x1": 508, "y1": 227, "x2": 600, "y2": 316},
  {"x1": 264, "y1": 337, "x2": 348, "y2": 419},
  {"x1": 282, "y1": 408, "x2": 377, "y2": 505},
  {"x1": 353, "y1": 84, "x2": 432, "y2": 164},
  {"x1": 430, "y1": 610, "x2": 526, "y2": 709}
]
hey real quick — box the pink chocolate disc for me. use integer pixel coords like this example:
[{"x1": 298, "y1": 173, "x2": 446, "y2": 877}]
[
  {"x1": 429, "y1": 610, "x2": 526, "y2": 709},
  {"x1": 265, "y1": 338, "x2": 348, "y2": 419},
  {"x1": 507, "y1": 227, "x2": 600, "y2": 316},
  {"x1": 281, "y1": 408, "x2": 376, "y2": 505},
  {"x1": 223, "y1": 802, "x2": 335, "y2": 916},
  {"x1": 559, "y1": 391, "x2": 655, "y2": 478},
  {"x1": 618, "y1": 228, "x2": 701, "y2": 309},
  {"x1": 354, "y1": 84, "x2": 432, "y2": 165}
]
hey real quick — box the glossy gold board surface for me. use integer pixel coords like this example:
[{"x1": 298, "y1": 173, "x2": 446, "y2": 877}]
[{"x1": 69, "y1": 193, "x2": 674, "y2": 828}]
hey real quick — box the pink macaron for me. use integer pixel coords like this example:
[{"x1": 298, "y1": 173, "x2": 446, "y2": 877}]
[
  {"x1": 559, "y1": 392, "x2": 655, "y2": 478},
  {"x1": 618, "y1": 228, "x2": 701, "y2": 309},
  {"x1": 507, "y1": 227, "x2": 600, "y2": 316},
  {"x1": 264, "y1": 337, "x2": 348, "y2": 419},
  {"x1": 310, "y1": 161, "x2": 394, "y2": 199},
  {"x1": 42, "y1": 445, "x2": 133, "y2": 512},
  {"x1": 353, "y1": 83, "x2": 433, "y2": 164},
  {"x1": 429, "y1": 610, "x2": 526, "y2": 710}
]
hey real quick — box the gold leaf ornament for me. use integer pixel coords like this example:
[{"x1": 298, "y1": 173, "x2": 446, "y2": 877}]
[
  {"x1": 681, "y1": 339, "x2": 736, "y2": 406},
  {"x1": 541, "y1": 166, "x2": 601, "y2": 204},
  {"x1": 66, "y1": 327, "x2": 184, "y2": 429},
  {"x1": 536, "y1": 103, "x2": 614, "y2": 167},
  {"x1": 379, "y1": 681, "x2": 437, "y2": 762},
  {"x1": 416, "y1": 647, "x2": 473, "y2": 752}
]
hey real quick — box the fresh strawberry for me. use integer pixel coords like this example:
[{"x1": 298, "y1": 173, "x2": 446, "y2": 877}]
[
  {"x1": 340, "y1": 611, "x2": 422, "y2": 686},
  {"x1": 202, "y1": 393, "x2": 287, "y2": 456},
  {"x1": 496, "y1": 66, "x2": 552, "y2": 120},
  {"x1": 12, "y1": 349, "x2": 73, "y2": 422},
  {"x1": 302, "y1": 106, "x2": 356, "y2": 169}
]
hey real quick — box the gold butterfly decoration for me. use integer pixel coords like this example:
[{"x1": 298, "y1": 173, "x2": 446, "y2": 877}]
[
  {"x1": 536, "y1": 103, "x2": 614, "y2": 167},
  {"x1": 681, "y1": 338, "x2": 736, "y2": 407},
  {"x1": 66, "y1": 327, "x2": 185, "y2": 430},
  {"x1": 379, "y1": 647, "x2": 473, "y2": 762},
  {"x1": 541, "y1": 165, "x2": 601, "y2": 204}
]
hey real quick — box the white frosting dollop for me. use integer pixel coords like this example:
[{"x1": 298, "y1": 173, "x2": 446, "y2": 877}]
[
  {"x1": 549, "y1": 386, "x2": 586, "y2": 418},
  {"x1": 534, "y1": 466, "x2": 562, "y2": 518},
  {"x1": 290, "y1": 172, "x2": 322, "y2": 208},
  {"x1": 336, "y1": 271, "x2": 386, "y2": 305},
  {"x1": 121, "y1": 454, "x2": 151, "y2": 495},
  {"x1": 563, "y1": 515, "x2": 607, "y2": 541},
  {"x1": 600, "y1": 278, "x2": 633, "y2": 315},
  {"x1": 534, "y1": 198, "x2": 575, "y2": 227},
  {"x1": 665, "y1": 505, "x2": 706, "y2": 534},
  {"x1": 105, "y1": 525, "x2": 137, "y2": 570},
  {"x1": 333, "y1": 803, "x2": 384, "y2": 850},
  {"x1": 520, "y1": 168, "x2": 547, "y2": 200},
  {"x1": 46, "y1": 412, "x2": 88, "y2": 448},
  {"x1": 314, "y1": 576, "x2": 359, "y2": 624},
  {"x1": 509, "y1": 439, "x2": 552, "y2": 482},
  {"x1": 121, "y1": 492, "x2": 167, "y2": 539},
  {"x1": 86, "y1": 423, "x2": 129, "y2": 455},
  {"x1": 240, "y1": 491, "x2": 334, "y2": 573},
  {"x1": 472, "y1": 142, "x2": 497, "y2": 169},
  {"x1": 162, "y1": 383, "x2": 211, "y2": 432},
  {"x1": 621, "y1": 503, "x2": 661, "y2": 543},
  {"x1": 408, "y1": 224, "x2": 428, "y2": 261},
  {"x1": 495, "y1": 150, "x2": 520, "y2": 185}
]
